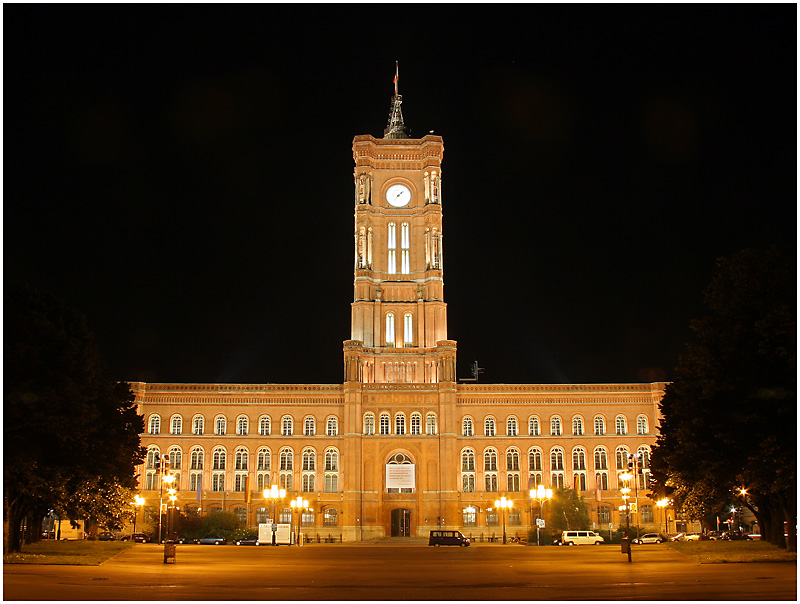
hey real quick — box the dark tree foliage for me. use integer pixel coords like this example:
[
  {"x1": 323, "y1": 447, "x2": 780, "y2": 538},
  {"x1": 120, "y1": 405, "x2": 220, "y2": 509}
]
[
  {"x1": 4, "y1": 286, "x2": 144, "y2": 553},
  {"x1": 651, "y1": 248, "x2": 795, "y2": 551}
]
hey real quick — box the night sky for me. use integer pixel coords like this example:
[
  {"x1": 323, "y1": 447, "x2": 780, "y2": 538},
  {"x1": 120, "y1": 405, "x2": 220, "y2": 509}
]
[{"x1": 6, "y1": 5, "x2": 795, "y2": 386}]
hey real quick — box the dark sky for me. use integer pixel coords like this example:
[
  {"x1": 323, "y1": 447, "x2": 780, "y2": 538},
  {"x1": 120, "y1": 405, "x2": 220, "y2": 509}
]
[{"x1": 6, "y1": 5, "x2": 796, "y2": 386}]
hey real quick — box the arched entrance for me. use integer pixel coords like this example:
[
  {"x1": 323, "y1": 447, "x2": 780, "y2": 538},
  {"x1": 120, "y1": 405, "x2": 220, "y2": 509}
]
[{"x1": 391, "y1": 508, "x2": 411, "y2": 537}]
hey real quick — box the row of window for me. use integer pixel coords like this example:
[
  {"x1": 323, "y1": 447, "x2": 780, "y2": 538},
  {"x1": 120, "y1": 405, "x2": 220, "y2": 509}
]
[
  {"x1": 459, "y1": 504, "x2": 656, "y2": 526},
  {"x1": 144, "y1": 469, "x2": 340, "y2": 494},
  {"x1": 463, "y1": 414, "x2": 649, "y2": 437},
  {"x1": 145, "y1": 445, "x2": 339, "y2": 473},
  {"x1": 148, "y1": 414, "x2": 339, "y2": 436},
  {"x1": 147, "y1": 505, "x2": 339, "y2": 527},
  {"x1": 460, "y1": 445, "x2": 651, "y2": 473},
  {"x1": 147, "y1": 412, "x2": 651, "y2": 438},
  {"x1": 462, "y1": 468, "x2": 652, "y2": 493}
]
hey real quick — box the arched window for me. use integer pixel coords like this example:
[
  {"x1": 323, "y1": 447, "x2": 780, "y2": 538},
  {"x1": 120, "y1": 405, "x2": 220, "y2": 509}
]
[
  {"x1": 484, "y1": 417, "x2": 496, "y2": 437},
  {"x1": 638, "y1": 446, "x2": 651, "y2": 469},
  {"x1": 550, "y1": 447, "x2": 564, "y2": 471},
  {"x1": 235, "y1": 448, "x2": 248, "y2": 471},
  {"x1": 529, "y1": 448, "x2": 542, "y2": 471},
  {"x1": 212, "y1": 448, "x2": 226, "y2": 471},
  {"x1": 463, "y1": 417, "x2": 474, "y2": 436},
  {"x1": 302, "y1": 473, "x2": 315, "y2": 493},
  {"x1": 146, "y1": 446, "x2": 160, "y2": 469},
  {"x1": 574, "y1": 472, "x2": 587, "y2": 491},
  {"x1": 148, "y1": 415, "x2": 161, "y2": 435},
  {"x1": 237, "y1": 416, "x2": 249, "y2": 436},
  {"x1": 302, "y1": 449, "x2": 316, "y2": 471},
  {"x1": 596, "y1": 472, "x2": 609, "y2": 490},
  {"x1": 637, "y1": 415, "x2": 648, "y2": 435},
  {"x1": 529, "y1": 416, "x2": 540, "y2": 436},
  {"x1": 215, "y1": 415, "x2": 226, "y2": 435},
  {"x1": 507, "y1": 417, "x2": 518, "y2": 436},
  {"x1": 572, "y1": 447, "x2": 586, "y2": 470},
  {"x1": 410, "y1": 413, "x2": 422, "y2": 435},
  {"x1": 304, "y1": 417, "x2": 315, "y2": 436},
  {"x1": 257, "y1": 448, "x2": 270, "y2": 471},
  {"x1": 572, "y1": 416, "x2": 584, "y2": 436},
  {"x1": 507, "y1": 448, "x2": 520, "y2": 471},
  {"x1": 395, "y1": 413, "x2": 406, "y2": 435},
  {"x1": 193, "y1": 415, "x2": 204, "y2": 435},
  {"x1": 461, "y1": 449, "x2": 475, "y2": 472},
  {"x1": 385, "y1": 313, "x2": 395, "y2": 346},
  {"x1": 282, "y1": 416, "x2": 294, "y2": 436},
  {"x1": 259, "y1": 416, "x2": 271, "y2": 436},
  {"x1": 462, "y1": 473, "x2": 475, "y2": 493},
  {"x1": 212, "y1": 473, "x2": 225, "y2": 492},
  {"x1": 426, "y1": 413, "x2": 437, "y2": 435},
  {"x1": 485, "y1": 473, "x2": 498, "y2": 493},
  {"x1": 507, "y1": 473, "x2": 520, "y2": 492},
  {"x1": 615, "y1": 447, "x2": 629, "y2": 470},
  {"x1": 323, "y1": 508, "x2": 338, "y2": 526},
  {"x1": 325, "y1": 449, "x2": 339, "y2": 472},
  {"x1": 364, "y1": 413, "x2": 375, "y2": 435},
  {"x1": 550, "y1": 416, "x2": 562, "y2": 436},
  {"x1": 280, "y1": 449, "x2": 293, "y2": 471},
  {"x1": 400, "y1": 223, "x2": 410, "y2": 274},
  {"x1": 190, "y1": 447, "x2": 204, "y2": 470},
  {"x1": 484, "y1": 448, "x2": 498, "y2": 471},
  {"x1": 403, "y1": 313, "x2": 413, "y2": 346},
  {"x1": 594, "y1": 416, "x2": 605, "y2": 435},
  {"x1": 168, "y1": 447, "x2": 182, "y2": 471},
  {"x1": 327, "y1": 417, "x2": 338, "y2": 436},
  {"x1": 379, "y1": 413, "x2": 390, "y2": 435},
  {"x1": 641, "y1": 504, "x2": 654, "y2": 523},
  {"x1": 387, "y1": 223, "x2": 397, "y2": 274},
  {"x1": 170, "y1": 415, "x2": 182, "y2": 435},
  {"x1": 615, "y1": 415, "x2": 627, "y2": 435},
  {"x1": 594, "y1": 447, "x2": 608, "y2": 470}
]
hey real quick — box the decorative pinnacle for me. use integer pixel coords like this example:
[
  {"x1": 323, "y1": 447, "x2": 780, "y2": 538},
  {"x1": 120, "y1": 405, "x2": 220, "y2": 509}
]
[{"x1": 383, "y1": 61, "x2": 409, "y2": 139}]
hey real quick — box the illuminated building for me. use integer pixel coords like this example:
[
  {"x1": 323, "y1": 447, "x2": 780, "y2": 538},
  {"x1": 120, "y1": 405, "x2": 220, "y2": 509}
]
[{"x1": 133, "y1": 78, "x2": 666, "y2": 541}]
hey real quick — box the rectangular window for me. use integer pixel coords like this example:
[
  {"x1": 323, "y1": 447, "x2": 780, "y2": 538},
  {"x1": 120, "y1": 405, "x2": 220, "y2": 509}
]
[
  {"x1": 485, "y1": 473, "x2": 498, "y2": 492},
  {"x1": 212, "y1": 473, "x2": 224, "y2": 492},
  {"x1": 462, "y1": 473, "x2": 475, "y2": 493},
  {"x1": 325, "y1": 473, "x2": 338, "y2": 493},
  {"x1": 486, "y1": 511, "x2": 499, "y2": 526},
  {"x1": 463, "y1": 508, "x2": 477, "y2": 527},
  {"x1": 189, "y1": 473, "x2": 201, "y2": 492},
  {"x1": 234, "y1": 473, "x2": 247, "y2": 492},
  {"x1": 401, "y1": 250, "x2": 410, "y2": 274}
]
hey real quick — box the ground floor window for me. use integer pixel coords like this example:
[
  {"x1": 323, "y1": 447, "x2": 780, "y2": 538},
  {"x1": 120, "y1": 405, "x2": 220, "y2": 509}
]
[
  {"x1": 509, "y1": 510, "x2": 521, "y2": 525},
  {"x1": 301, "y1": 511, "x2": 315, "y2": 527},
  {"x1": 486, "y1": 511, "x2": 499, "y2": 526},
  {"x1": 324, "y1": 508, "x2": 338, "y2": 526},
  {"x1": 462, "y1": 507, "x2": 477, "y2": 527},
  {"x1": 256, "y1": 507, "x2": 268, "y2": 524},
  {"x1": 279, "y1": 508, "x2": 291, "y2": 524},
  {"x1": 641, "y1": 505, "x2": 654, "y2": 523},
  {"x1": 598, "y1": 506, "x2": 611, "y2": 524},
  {"x1": 234, "y1": 507, "x2": 246, "y2": 523}
]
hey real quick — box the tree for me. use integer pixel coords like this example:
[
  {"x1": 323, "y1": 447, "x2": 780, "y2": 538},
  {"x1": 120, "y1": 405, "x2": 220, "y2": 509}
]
[
  {"x1": 4, "y1": 286, "x2": 145, "y2": 553},
  {"x1": 651, "y1": 247, "x2": 795, "y2": 551},
  {"x1": 545, "y1": 488, "x2": 591, "y2": 540}
]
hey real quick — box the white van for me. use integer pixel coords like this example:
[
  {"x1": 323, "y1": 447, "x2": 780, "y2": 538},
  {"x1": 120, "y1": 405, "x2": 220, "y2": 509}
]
[{"x1": 561, "y1": 530, "x2": 605, "y2": 545}]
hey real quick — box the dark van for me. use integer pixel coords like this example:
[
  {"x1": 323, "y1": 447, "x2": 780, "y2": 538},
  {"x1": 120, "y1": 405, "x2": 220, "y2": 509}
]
[{"x1": 429, "y1": 530, "x2": 470, "y2": 547}]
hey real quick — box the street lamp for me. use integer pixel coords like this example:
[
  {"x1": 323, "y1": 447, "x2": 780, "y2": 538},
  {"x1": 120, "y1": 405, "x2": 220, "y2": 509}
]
[
  {"x1": 133, "y1": 495, "x2": 145, "y2": 534},
  {"x1": 530, "y1": 485, "x2": 553, "y2": 546},
  {"x1": 494, "y1": 496, "x2": 513, "y2": 544},
  {"x1": 290, "y1": 497, "x2": 311, "y2": 545},
  {"x1": 619, "y1": 470, "x2": 633, "y2": 563},
  {"x1": 656, "y1": 498, "x2": 670, "y2": 536},
  {"x1": 158, "y1": 472, "x2": 176, "y2": 544},
  {"x1": 263, "y1": 485, "x2": 286, "y2": 546},
  {"x1": 168, "y1": 491, "x2": 177, "y2": 539}
]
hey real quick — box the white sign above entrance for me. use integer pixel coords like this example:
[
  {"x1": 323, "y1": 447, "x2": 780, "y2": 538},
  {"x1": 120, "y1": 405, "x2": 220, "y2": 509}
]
[{"x1": 386, "y1": 463, "x2": 415, "y2": 489}]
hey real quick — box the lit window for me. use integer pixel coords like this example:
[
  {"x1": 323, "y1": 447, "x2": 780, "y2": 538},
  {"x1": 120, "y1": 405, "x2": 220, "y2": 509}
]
[
  {"x1": 637, "y1": 415, "x2": 648, "y2": 435},
  {"x1": 485, "y1": 474, "x2": 498, "y2": 493},
  {"x1": 235, "y1": 449, "x2": 248, "y2": 471},
  {"x1": 169, "y1": 447, "x2": 182, "y2": 471},
  {"x1": 193, "y1": 415, "x2": 204, "y2": 435},
  {"x1": 324, "y1": 508, "x2": 338, "y2": 526},
  {"x1": 279, "y1": 449, "x2": 293, "y2": 471},
  {"x1": 461, "y1": 449, "x2": 475, "y2": 471},
  {"x1": 463, "y1": 507, "x2": 477, "y2": 526},
  {"x1": 237, "y1": 416, "x2": 248, "y2": 436},
  {"x1": 572, "y1": 448, "x2": 586, "y2": 470},
  {"x1": 462, "y1": 473, "x2": 475, "y2": 493},
  {"x1": 594, "y1": 447, "x2": 608, "y2": 470},
  {"x1": 426, "y1": 413, "x2": 437, "y2": 435},
  {"x1": 572, "y1": 417, "x2": 584, "y2": 436},
  {"x1": 403, "y1": 313, "x2": 413, "y2": 346},
  {"x1": 385, "y1": 313, "x2": 395, "y2": 346},
  {"x1": 257, "y1": 449, "x2": 270, "y2": 471},
  {"x1": 401, "y1": 223, "x2": 410, "y2": 274},
  {"x1": 387, "y1": 223, "x2": 396, "y2": 274},
  {"x1": 529, "y1": 416, "x2": 540, "y2": 436},
  {"x1": 485, "y1": 417, "x2": 496, "y2": 437},
  {"x1": 325, "y1": 449, "x2": 339, "y2": 471},
  {"x1": 282, "y1": 416, "x2": 293, "y2": 436},
  {"x1": 364, "y1": 413, "x2": 375, "y2": 435},
  {"x1": 304, "y1": 417, "x2": 315, "y2": 436},
  {"x1": 550, "y1": 417, "x2": 562, "y2": 436},
  {"x1": 234, "y1": 474, "x2": 247, "y2": 492},
  {"x1": 148, "y1": 415, "x2": 161, "y2": 435},
  {"x1": 259, "y1": 416, "x2": 271, "y2": 436},
  {"x1": 215, "y1": 416, "x2": 226, "y2": 435},
  {"x1": 379, "y1": 413, "x2": 390, "y2": 435},
  {"x1": 615, "y1": 416, "x2": 627, "y2": 435},
  {"x1": 171, "y1": 415, "x2": 182, "y2": 435},
  {"x1": 212, "y1": 448, "x2": 226, "y2": 471},
  {"x1": 550, "y1": 448, "x2": 564, "y2": 471},
  {"x1": 616, "y1": 447, "x2": 629, "y2": 470},
  {"x1": 484, "y1": 448, "x2": 497, "y2": 471},
  {"x1": 302, "y1": 450, "x2": 315, "y2": 471},
  {"x1": 327, "y1": 417, "x2": 338, "y2": 436},
  {"x1": 212, "y1": 473, "x2": 224, "y2": 492},
  {"x1": 507, "y1": 448, "x2": 520, "y2": 471},
  {"x1": 529, "y1": 448, "x2": 542, "y2": 471},
  {"x1": 507, "y1": 473, "x2": 520, "y2": 492},
  {"x1": 395, "y1": 413, "x2": 406, "y2": 435},
  {"x1": 190, "y1": 448, "x2": 204, "y2": 470}
]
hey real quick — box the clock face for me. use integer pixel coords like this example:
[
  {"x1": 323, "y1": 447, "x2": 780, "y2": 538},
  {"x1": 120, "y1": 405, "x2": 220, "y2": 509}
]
[{"x1": 386, "y1": 183, "x2": 411, "y2": 207}]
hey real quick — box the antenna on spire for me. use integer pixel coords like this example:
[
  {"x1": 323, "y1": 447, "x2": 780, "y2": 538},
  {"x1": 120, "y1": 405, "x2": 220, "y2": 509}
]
[{"x1": 393, "y1": 60, "x2": 399, "y2": 95}]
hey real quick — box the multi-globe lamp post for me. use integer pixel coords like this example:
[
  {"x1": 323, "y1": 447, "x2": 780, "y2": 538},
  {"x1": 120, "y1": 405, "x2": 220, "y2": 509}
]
[
  {"x1": 494, "y1": 496, "x2": 513, "y2": 544},
  {"x1": 290, "y1": 496, "x2": 312, "y2": 545},
  {"x1": 530, "y1": 485, "x2": 553, "y2": 546},
  {"x1": 263, "y1": 485, "x2": 286, "y2": 546},
  {"x1": 619, "y1": 469, "x2": 633, "y2": 563},
  {"x1": 656, "y1": 498, "x2": 671, "y2": 536},
  {"x1": 132, "y1": 495, "x2": 145, "y2": 534}
]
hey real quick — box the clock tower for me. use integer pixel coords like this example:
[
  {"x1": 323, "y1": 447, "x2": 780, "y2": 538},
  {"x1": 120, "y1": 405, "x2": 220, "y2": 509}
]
[{"x1": 343, "y1": 78, "x2": 456, "y2": 385}]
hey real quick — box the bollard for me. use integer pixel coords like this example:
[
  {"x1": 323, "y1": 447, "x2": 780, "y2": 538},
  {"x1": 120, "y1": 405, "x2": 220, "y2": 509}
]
[{"x1": 163, "y1": 541, "x2": 177, "y2": 564}]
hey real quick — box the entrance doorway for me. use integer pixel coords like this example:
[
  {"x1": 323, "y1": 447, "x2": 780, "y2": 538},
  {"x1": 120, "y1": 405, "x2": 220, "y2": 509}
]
[{"x1": 391, "y1": 508, "x2": 411, "y2": 537}]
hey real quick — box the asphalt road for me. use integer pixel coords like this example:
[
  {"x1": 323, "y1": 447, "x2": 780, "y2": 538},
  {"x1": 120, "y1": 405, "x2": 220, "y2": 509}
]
[{"x1": 3, "y1": 542, "x2": 796, "y2": 600}]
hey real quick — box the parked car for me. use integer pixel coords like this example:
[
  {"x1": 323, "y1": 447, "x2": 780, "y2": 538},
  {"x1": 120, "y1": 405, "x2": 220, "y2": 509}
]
[
  {"x1": 561, "y1": 530, "x2": 605, "y2": 545},
  {"x1": 194, "y1": 536, "x2": 226, "y2": 545},
  {"x1": 722, "y1": 531, "x2": 749, "y2": 541},
  {"x1": 428, "y1": 530, "x2": 470, "y2": 547},
  {"x1": 634, "y1": 533, "x2": 664, "y2": 544},
  {"x1": 131, "y1": 533, "x2": 152, "y2": 543},
  {"x1": 234, "y1": 537, "x2": 261, "y2": 546},
  {"x1": 746, "y1": 533, "x2": 762, "y2": 541},
  {"x1": 706, "y1": 531, "x2": 724, "y2": 541},
  {"x1": 97, "y1": 531, "x2": 116, "y2": 541}
]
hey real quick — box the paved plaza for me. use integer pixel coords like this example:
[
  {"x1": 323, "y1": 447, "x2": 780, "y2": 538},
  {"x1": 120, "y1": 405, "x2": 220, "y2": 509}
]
[{"x1": 3, "y1": 542, "x2": 796, "y2": 600}]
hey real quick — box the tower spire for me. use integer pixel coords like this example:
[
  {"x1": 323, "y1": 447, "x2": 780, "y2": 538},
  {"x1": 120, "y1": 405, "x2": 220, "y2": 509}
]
[{"x1": 383, "y1": 61, "x2": 409, "y2": 139}]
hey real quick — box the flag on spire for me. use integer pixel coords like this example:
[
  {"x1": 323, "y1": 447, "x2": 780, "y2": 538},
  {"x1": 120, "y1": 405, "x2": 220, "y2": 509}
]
[{"x1": 393, "y1": 61, "x2": 398, "y2": 95}]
